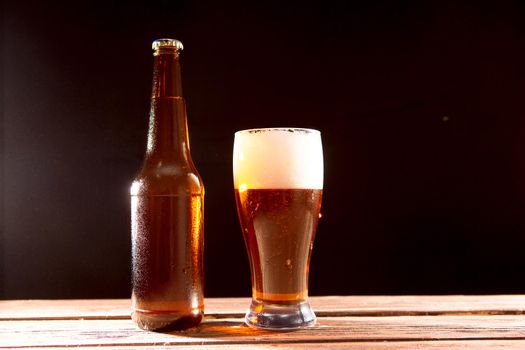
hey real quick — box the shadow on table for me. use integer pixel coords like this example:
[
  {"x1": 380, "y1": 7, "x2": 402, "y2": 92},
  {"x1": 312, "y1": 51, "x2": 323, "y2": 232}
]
[{"x1": 170, "y1": 320, "x2": 299, "y2": 338}]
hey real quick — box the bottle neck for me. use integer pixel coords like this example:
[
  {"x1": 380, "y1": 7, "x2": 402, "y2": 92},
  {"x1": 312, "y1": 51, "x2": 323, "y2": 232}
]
[
  {"x1": 152, "y1": 48, "x2": 183, "y2": 97},
  {"x1": 146, "y1": 49, "x2": 191, "y2": 161}
]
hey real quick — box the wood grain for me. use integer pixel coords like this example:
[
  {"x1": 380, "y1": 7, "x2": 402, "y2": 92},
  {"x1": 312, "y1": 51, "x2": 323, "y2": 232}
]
[
  {"x1": 2, "y1": 295, "x2": 525, "y2": 320},
  {"x1": 3, "y1": 296, "x2": 525, "y2": 348},
  {"x1": 2, "y1": 315, "x2": 525, "y2": 347},
  {"x1": 10, "y1": 341, "x2": 523, "y2": 350}
]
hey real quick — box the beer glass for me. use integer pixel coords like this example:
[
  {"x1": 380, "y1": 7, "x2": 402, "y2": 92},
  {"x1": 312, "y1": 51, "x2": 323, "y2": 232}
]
[{"x1": 233, "y1": 128, "x2": 323, "y2": 329}]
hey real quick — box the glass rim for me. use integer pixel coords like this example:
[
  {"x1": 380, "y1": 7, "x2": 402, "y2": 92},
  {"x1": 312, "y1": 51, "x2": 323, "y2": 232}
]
[{"x1": 235, "y1": 127, "x2": 320, "y2": 135}]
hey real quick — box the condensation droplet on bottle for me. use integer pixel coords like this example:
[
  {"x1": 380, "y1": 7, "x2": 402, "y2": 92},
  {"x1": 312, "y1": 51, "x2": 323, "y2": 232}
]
[{"x1": 285, "y1": 259, "x2": 293, "y2": 269}]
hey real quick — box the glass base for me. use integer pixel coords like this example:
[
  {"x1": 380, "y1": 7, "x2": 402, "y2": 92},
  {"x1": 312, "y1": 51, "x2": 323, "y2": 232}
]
[{"x1": 245, "y1": 299, "x2": 316, "y2": 330}]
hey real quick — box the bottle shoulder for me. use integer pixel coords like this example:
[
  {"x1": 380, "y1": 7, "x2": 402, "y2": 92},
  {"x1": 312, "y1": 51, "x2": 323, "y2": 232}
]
[{"x1": 131, "y1": 162, "x2": 204, "y2": 196}]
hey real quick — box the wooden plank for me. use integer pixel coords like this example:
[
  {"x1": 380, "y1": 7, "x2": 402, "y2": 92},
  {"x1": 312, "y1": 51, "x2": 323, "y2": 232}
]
[
  {"x1": 2, "y1": 295, "x2": 525, "y2": 320},
  {"x1": 4, "y1": 340, "x2": 525, "y2": 349},
  {"x1": 2, "y1": 315, "x2": 525, "y2": 347}
]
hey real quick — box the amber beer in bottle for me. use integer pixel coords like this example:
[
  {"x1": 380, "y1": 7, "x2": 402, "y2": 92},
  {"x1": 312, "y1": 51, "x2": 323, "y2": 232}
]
[{"x1": 130, "y1": 39, "x2": 204, "y2": 331}]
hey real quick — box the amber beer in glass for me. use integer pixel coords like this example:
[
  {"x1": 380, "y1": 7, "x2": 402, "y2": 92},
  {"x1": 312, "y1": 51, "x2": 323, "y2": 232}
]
[
  {"x1": 130, "y1": 39, "x2": 204, "y2": 331},
  {"x1": 233, "y1": 128, "x2": 323, "y2": 329}
]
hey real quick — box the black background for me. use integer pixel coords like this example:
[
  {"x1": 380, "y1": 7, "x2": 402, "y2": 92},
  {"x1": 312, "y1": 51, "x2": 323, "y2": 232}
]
[{"x1": 2, "y1": 0, "x2": 525, "y2": 299}]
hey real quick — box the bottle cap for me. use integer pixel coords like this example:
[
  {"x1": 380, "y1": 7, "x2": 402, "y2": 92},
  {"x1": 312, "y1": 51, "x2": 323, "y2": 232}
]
[{"x1": 152, "y1": 39, "x2": 184, "y2": 51}]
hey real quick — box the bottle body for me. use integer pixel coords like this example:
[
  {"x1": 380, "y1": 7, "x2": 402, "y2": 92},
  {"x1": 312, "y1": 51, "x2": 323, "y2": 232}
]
[
  {"x1": 131, "y1": 39, "x2": 204, "y2": 331},
  {"x1": 131, "y1": 165, "x2": 204, "y2": 330}
]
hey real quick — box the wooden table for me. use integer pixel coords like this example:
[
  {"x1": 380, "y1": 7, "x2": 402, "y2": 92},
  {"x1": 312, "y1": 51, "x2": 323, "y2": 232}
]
[{"x1": 2, "y1": 296, "x2": 525, "y2": 348}]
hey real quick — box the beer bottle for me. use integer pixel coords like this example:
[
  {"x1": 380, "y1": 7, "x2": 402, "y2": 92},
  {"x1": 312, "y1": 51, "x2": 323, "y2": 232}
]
[{"x1": 130, "y1": 39, "x2": 204, "y2": 331}]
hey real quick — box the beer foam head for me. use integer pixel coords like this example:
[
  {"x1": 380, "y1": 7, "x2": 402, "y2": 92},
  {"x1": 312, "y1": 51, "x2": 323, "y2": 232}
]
[{"x1": 233, "y1": 128, "x2": 323, "y2": 190}]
